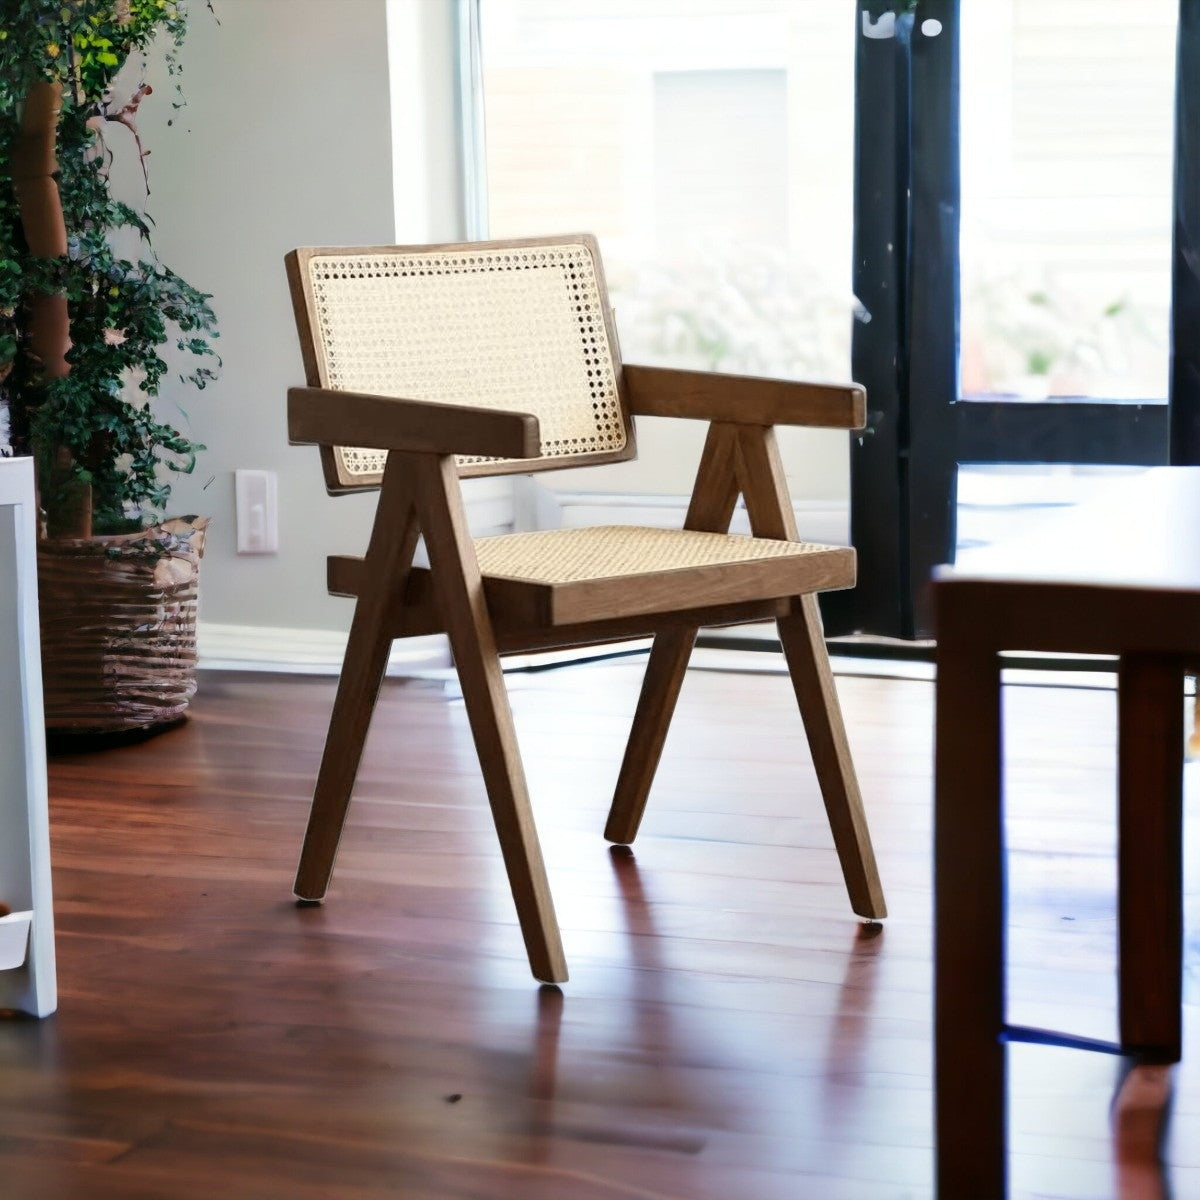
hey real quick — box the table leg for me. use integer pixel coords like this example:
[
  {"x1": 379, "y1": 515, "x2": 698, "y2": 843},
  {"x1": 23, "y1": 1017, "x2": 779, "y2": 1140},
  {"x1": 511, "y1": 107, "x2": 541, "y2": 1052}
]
[
  {"x1": 935, "y1": 635, "x2": 1007, "y2": 1200},
  {"x1": 1117, "y1": 655, "x2": 1184, "y2": 1063}
]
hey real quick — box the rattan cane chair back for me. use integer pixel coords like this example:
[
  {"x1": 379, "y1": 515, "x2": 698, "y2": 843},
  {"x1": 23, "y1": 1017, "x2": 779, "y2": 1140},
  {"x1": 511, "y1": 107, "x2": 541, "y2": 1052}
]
[{"x1": 286, "y1": 235, "x2": 635, "y2": 493}]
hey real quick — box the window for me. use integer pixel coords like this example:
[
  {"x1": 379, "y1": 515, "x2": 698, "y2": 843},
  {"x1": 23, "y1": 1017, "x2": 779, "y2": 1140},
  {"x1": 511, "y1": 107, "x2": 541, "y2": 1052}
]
[
  {"x1": 960, "y1": 1, "x2": 1175, "y2": 403},
  {"x1": 477, "y1": 0, "x2": 857, "y2": 510}
]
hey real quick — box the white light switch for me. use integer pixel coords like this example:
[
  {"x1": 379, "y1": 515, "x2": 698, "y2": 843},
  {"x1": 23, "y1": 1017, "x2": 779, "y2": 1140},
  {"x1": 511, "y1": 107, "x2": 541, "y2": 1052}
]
[{"x1": 235, "y1": 469, "x2": 279, "y2": 554}]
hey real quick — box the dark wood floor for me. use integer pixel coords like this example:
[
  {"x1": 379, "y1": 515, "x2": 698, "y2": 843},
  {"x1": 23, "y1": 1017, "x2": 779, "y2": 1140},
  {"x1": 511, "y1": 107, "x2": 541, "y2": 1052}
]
[{"x1": 2, "y1": 659, "x2": 1198, "y2": 1199}]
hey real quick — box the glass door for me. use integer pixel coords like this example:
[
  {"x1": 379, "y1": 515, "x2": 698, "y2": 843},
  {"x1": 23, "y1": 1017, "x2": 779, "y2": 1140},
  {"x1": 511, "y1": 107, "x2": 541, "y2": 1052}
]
[{"x1": 850, "y1": 0, "x2": 1187, "y2": 638}]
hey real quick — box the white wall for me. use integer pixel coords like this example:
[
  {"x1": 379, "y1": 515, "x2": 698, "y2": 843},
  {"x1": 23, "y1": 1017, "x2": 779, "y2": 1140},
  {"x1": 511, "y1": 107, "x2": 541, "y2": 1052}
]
[{"x1": 134, "y1": 0, "x2": 398, "y2": 633}]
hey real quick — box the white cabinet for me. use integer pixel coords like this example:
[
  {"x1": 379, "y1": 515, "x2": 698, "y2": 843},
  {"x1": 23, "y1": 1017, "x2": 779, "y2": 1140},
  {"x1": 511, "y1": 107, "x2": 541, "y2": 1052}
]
[{"x1": 0, "y1": 457, "x2": 56, "y2": 1017}]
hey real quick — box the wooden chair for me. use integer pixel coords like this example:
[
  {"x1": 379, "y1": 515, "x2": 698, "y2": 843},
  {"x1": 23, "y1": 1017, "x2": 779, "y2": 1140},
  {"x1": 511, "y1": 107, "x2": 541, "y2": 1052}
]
[{"x1": 284, "y1": 234, "x2": 886, "y2": 983}]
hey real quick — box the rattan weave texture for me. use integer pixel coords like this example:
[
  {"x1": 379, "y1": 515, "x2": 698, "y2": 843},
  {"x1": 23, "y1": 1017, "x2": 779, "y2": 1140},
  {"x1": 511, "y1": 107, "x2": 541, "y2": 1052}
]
[
  {"x1": 473, "y1": 525, "x2": 834, "y2": 584},
  {"x1": 305, "y1": 242, "x2": 625, "y2": 478},
  {"x1": 37, "y1": 519, "x2": 207, "y2": 732}
]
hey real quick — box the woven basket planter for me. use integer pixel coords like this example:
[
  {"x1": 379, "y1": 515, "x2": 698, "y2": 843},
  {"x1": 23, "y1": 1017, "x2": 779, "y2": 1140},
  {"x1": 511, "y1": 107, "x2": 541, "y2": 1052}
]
[{"x1": 37, "y1": 517, "x2": 209, "y2": 733}]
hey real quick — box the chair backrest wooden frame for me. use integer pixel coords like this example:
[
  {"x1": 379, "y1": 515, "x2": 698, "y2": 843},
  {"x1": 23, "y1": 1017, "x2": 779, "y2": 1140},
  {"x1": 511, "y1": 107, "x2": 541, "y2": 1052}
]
[{"x1": 284, "y1": 234, "x2": 636, "y2": 494}]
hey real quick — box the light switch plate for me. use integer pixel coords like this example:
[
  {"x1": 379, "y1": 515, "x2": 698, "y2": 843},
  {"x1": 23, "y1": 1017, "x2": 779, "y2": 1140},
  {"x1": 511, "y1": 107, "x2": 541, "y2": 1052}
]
[{"x1": 235, "y1": 469, "x2": 279, "y2": 554}]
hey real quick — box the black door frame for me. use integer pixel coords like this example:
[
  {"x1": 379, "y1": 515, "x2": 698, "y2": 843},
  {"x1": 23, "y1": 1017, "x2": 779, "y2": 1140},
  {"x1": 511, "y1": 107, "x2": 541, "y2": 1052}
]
[{"x1": 846, "y1": 0, "x2": 1196, "y2": 640}]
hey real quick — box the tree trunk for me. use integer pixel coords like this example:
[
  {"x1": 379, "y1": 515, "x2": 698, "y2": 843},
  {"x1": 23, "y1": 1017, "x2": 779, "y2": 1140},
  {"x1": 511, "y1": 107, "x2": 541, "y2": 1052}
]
[
  {"x1": 11, "y1": 82, "x2": 70, "y2": 375},
  {"x1": 10, "y1": 81, "x2": 91, "y2": 539}
]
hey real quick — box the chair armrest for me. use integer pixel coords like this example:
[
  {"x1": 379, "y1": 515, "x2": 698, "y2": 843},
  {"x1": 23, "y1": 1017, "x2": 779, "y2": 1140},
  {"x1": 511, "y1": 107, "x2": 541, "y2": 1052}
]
[
  {"x1": 624, "y1": 364, "x2": 866, "y2": 430},
  {"x1": 287, "y1": 386, "x2": 541, "y2": 459}
]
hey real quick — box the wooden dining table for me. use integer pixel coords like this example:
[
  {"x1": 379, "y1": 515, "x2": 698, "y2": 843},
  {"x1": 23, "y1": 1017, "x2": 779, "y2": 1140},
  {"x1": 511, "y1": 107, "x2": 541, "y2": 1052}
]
[{"x1": 933, "y1": 466, "x2": 1200, "y2": 1198}]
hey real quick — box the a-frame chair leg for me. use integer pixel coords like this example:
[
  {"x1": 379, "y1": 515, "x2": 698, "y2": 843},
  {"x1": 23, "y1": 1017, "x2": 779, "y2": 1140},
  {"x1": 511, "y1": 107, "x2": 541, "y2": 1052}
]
[
  {"x1": 778, "y1": 597, "x2": 886, "y2": 918},
  {"x1": 605, "y1": 628, "x2": 697, "y2": 844},
  {"x1": 295, "y1": 458, "x2": 420, "y2": 902},
  {"x1": 604, "y1": 424, "x2": 742, "y2": 845},
  {"x1": 737, "y1": 426, "x2": 886, "y2": 919},
  {"x1": 413, "y1": 454, "x2": 568, "y2": 984}
]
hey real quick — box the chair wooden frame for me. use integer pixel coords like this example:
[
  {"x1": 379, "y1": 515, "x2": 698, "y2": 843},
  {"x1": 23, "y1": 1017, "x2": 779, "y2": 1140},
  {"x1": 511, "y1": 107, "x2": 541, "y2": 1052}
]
[{"x1": 286, "y1": 238, "x2": 886, "y2": 983}]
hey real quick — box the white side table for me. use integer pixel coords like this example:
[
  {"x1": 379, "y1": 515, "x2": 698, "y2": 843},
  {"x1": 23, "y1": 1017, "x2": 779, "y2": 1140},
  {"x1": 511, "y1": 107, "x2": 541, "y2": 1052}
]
[{"x1": 0, "y1": 456, "x2": 56, "y2": 1017}]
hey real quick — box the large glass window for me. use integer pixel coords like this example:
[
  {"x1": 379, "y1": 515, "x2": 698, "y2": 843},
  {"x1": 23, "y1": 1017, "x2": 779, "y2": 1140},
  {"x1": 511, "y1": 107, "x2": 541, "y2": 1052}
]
[
  {"x1": 959, "y1": 1, "x2": 1175, "y2": 402},
  {"x1": 479, "y1": 0, "x2": 857, "y2": 505},
  {"x1": 481, "y1": 1, "x2": 855, "y2": 378},
  {"x1": 955, "y1": 2, "x2": 1176, "y2": 561}
]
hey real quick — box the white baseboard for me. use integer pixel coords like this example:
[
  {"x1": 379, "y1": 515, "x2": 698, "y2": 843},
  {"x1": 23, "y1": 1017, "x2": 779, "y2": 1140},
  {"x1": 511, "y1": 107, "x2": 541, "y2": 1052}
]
[
  {"x1": 518, "y1": 482, "x2": 850, "y2": 544},
  {"x1": 198, "y1": 622, "x2": 451, "y2": 675},
  {"x1": 198, "y1": 619, "x2": 657, "y2": 679}
]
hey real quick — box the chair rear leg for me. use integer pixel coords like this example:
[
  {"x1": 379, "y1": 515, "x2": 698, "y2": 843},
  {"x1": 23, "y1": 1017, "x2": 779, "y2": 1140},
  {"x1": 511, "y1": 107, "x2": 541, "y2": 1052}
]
[
  {"x1": 778, "y1": 595, "x2": 886, "y2": 919},
  {"x1": 604, "y1": 628, "x2": 697, "y2": 844},
  {"x1": 604, "y1": 424, "x2": 739, "y2": 845},
  {"x1": 294, "y1": 603, "x2": 399, "y2": 901}
]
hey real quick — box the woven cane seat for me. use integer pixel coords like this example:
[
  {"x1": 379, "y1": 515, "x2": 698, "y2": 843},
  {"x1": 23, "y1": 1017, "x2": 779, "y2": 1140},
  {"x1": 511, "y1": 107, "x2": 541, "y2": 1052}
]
[
  {"x1": 474, "y1": 525, "x2": 834, "y2": 580},
  {"x1": 468, "y1": 525, "x2": 855, "y2": 626},
  {"x1": 328, "y1": 525, "x2": 856, "y2": 629}
]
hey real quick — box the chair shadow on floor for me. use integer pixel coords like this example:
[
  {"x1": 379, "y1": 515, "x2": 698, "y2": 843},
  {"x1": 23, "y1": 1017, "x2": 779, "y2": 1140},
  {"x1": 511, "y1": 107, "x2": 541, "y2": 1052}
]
[
  {"x1": 516, "y1": 846, "x2": 712, "y2": 1157},
  {"x1": 516, "y1": 843, "x2": 891, "y2": 1171}
]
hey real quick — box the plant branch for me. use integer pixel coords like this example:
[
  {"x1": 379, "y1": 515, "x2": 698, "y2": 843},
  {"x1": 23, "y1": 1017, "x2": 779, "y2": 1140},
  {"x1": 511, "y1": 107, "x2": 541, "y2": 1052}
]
[{"x1": 93, "y1": 83, "x2": 154, "y2": 195}]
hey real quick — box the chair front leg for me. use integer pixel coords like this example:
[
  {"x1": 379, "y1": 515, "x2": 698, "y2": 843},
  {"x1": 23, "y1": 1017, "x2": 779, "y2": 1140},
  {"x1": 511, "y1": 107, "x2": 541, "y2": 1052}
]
[
  {"x1": 414, "y1": 454, "x2": 568, "y2": 984},
  {"x1": 295, "y1": 458, "x2": 420, "y2": 901}
]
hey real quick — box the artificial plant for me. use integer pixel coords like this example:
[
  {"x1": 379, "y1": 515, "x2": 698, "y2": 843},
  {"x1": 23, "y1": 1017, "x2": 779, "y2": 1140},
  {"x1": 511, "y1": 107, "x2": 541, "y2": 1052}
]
[{"x1": 0, "y1": 0, "x2": 218, "y2": 537}]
